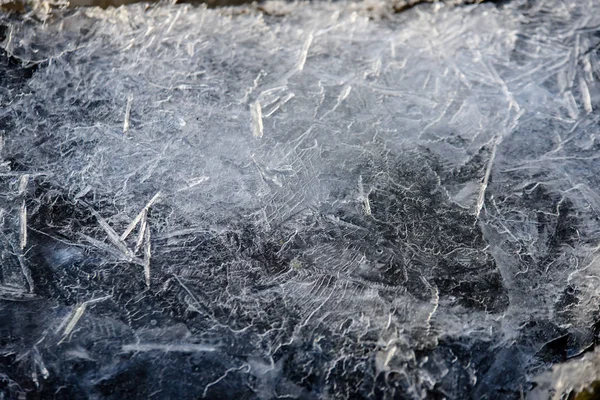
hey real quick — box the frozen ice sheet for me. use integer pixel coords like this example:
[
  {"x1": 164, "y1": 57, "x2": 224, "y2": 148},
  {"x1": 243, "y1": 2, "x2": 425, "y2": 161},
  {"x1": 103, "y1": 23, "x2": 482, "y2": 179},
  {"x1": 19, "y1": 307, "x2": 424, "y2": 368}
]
[{"x1": 1, "y1": 0, "x2": 600, "y2": 398}]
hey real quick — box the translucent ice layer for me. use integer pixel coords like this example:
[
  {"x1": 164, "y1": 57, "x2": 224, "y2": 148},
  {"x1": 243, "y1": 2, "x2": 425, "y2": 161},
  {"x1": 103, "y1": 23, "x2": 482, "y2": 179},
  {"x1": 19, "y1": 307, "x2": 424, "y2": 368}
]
[{"x1": 1, "y1": 0, "x2": 600, "y2": 398}]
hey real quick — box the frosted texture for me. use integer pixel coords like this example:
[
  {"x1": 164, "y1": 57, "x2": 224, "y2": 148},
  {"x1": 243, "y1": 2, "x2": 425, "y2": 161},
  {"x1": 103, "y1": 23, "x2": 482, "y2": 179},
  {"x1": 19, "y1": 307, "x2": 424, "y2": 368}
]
[{"x1": 1, "y1": 0, "x2": 600, "y2": 398}]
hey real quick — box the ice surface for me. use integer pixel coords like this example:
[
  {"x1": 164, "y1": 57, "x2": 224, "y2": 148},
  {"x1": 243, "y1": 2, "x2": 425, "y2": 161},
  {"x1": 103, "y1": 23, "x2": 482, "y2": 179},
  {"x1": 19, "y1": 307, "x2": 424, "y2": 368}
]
[{"x1": 1, "y1": 0, "x2": 600, "y2": 398}]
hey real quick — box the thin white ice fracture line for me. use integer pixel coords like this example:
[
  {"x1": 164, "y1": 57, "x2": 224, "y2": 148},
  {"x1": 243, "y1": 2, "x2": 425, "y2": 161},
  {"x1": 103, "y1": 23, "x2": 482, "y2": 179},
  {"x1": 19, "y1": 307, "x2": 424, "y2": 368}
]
[
  {"x1": 564, "y1": 90, "x2": 579, "y2": 120},
  {"x1": 297, "y1": 32, "x2": 314, "y2": 72},
  {"x1": 32, "y1": 346, "x2": 49, "y2": 380},
  {"x1": 18, "y1": 174, "x2": 29, "y2": 250},
  {"x1": 239, "y1": 70, "x2": 266, "y2": 104},
  {"x1": 579, "y1": 76, "x2": 593, "y2": 113},
  {"x1": 276, "y1": 229, "x2": 298, "y2": 256},
  {"x1": 476, "y1": 136, "x2": 501, "y2": 219},
  {"x1": 86, "y1": 206, "x2": 133, "y2": 259},
  {"x1": 251, "y1": 100, "x2": 263, "y2": 138},
  {"x1": 121, "y1": 343, "x2": 217, "y2": 353},
  {"x1": 298, "y1": 288, "x2": 335, "y2": 330},
  {"x1": 567, "y1": 253, "x2": 600, "y2": 283},
  {"x1": 264, "y1": 92, "x2": 295, "y2": 118},
  {"x1": 78, "y1": 233, "x2": 143, "y2": 265},
  {"x1": 421, "y1": 277, "x2": 439, "y2": 337},
  {"x1": 123, "y1": 94, "x2": 133, "y2": 134},
  {"x1": 166, "y1": 9, "x2": 181, "y2": 34},
  {"x1": 134, "y1": 209, "x2": 147, "y2": 254},
  {"x1": 249, "y1": 32, "x2": 313, "y2": 116},
  {"x1": 202, "y1": 365, "x2": 250, "y2": 398},
  {"x1": 172, "y1": 274, "x2": 213, "y2": 318},
  {"x1": 143, "y1": 223, "x2": 151, "y2": 289},
  {"x1": 358, "y1": 175, "x2": 372, "y2": 216},
  {"x1": 19, "y1": 201, "x2": 27, "y2": 250},
  {"x1": 121, "y1": 191, "x2": 162, "y2": 241},
  {"x1": 4, "y1": 26, "x2": 14, "y2": 57},
  {"x1": 5, "y1": 189, "x2": 34, "y2": 291},
  {"x1": 0, "y1": 284, "x2": 35, "y2": 298},
  {"x1": 16, "y1": 252, "x2": 34, "y2": 293},
  {"x1": 58, "y1": 295, "x2": 112, "y2": 344},
  {"x1": 0, "y1": 172, "x2": 49, "y2": 177},
  {"x1": 176, "y1": 176, "x2": 210, "y2": 192},
  {"x1": 320, "y1": 85, "x2": 351, "y2": 120}
]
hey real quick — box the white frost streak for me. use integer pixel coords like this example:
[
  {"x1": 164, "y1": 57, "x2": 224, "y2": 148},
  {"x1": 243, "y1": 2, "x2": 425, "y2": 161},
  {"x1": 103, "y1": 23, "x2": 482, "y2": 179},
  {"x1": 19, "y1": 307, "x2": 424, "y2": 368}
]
[
  {"x1": 121, "y1": 343, "x2": 217, "y2": 353},
  {"x1": 121, "y1": 191, "x2": 162, "y2": 241},
  {"x1": 144, "y1": 223, "x2": 151, "y2": 289},
  {"x1": 84, "y1": 205, "x2": 133, "y2": 259},
  {"x1": 251, "y1": 100, "x2": 264, "y2": 138},
  {"x1": 134, "y1": 210, "x2": 147, "y2": 253},
  {"x1": 320, "y1": 85, "x2": 352, "y2": 120},
  {"x1": 59, "y1": 295, "x2": 112, "y2": 344},
  {"x1": 19, "y1": 201, "x2": 27, "y2": 250},
  {"x1": 263, "y1": 93, "x2": 295, "y2": 118},
  {"x1": 476, "y1": 136, "x2": 501, "y2": 219},
  {"x1": 176, "y1": 176, "x2": 210, "y2": 192},
  {"x1": 18, "y1": 174, "x2": 29, "y2": 250},
  {"x1": 564, "y1": 90, "x2": 579, "y2": 120},
  {"x1": 339, "y1": 84, "x2": 352, "y2": 103},
  {"x1": 358, "y1": 175, "x2": 371, "y2": 216},
  {"x1": 123, "y1": 94, "x2": 133, "y2": 134},
  {"x1": 297, "y1": 32, "x2": 314, "y2": 72},
  {"x1": 579, "y1": 77, "x2": 593, "y2": 113}
]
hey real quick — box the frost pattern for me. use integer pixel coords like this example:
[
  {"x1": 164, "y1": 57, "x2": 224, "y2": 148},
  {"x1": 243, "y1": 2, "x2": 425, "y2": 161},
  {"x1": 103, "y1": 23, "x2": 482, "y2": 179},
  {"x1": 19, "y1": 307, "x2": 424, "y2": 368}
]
[{"x1": 1, "y1": 0, "x2": 600, "y2": 398}]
